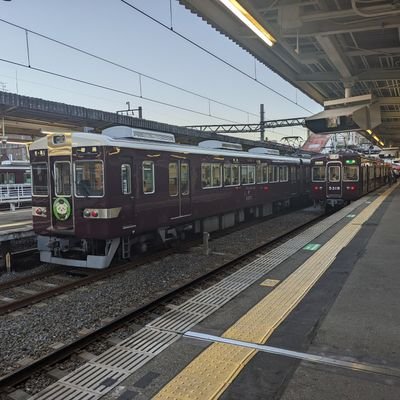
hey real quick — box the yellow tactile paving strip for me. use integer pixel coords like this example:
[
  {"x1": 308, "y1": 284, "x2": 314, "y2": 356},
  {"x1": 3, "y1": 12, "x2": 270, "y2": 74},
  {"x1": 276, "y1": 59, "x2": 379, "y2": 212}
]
[{"x1": 154, "y1": 185, "x2": 396, "y2": 400}]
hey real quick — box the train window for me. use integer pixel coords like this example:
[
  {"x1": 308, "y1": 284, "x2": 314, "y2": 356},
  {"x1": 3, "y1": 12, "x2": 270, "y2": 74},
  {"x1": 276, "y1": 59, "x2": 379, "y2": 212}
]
[
  {"x1": 201, "y1": 163, "x2": 222, "y2": 188},
  {"x1": 224, "y1": 164, "x2": 232, "y2": 185},
  {"x1": 343, "y1": 166, "x2": 359, "y2": 181},
  {"x1": 248, "y1": 165, "x2": 255, "y2": 184},
  {"x1": 224, "y1": 164, "x2": 240, "y2": 186},
  {"x1": 268, "y1": 166, "x2": 273, "y2": 182},
  {"x1": 290, "y1": 166, "x2": 297, "y2": 183},
  {"x1": 312, "y1": 166, "x2": 325, "y2": 182},
  {"x1": 7, "y1": 173, "x2": 15, "y2": 184},
  {"x1": 370, "y1": 166, "x2": 375, "y2": 179},
  {"x1": 241, "y1": 165, "x2": 248, "y2": 184},
  {"x1": 0, "y1": 173, "x2": 15, "y2": 184},
  {"x1": 54, "y1": 161, "x2": 71, "y2": 196},
  {"x1": 74, "y1": 161, "x2": 104, "y2": 197},
  {"x1": 256, "y1": 163, "x2": 268, "y2": 184},
  {"x1": 169, "y1": 162, "x2": 178, "y2": 195},
  {"x1": 24, "y1": 171, "x2": 31, "y2": 184},
  {"x1": 202, "y1": 164, "x2": 211, "y2": 188},
  {"x1": 232, "y1": 165, "x2": 239, "y2": 186},
  {"x1": 121, "y1": 164, "x2": 132, "y2": 195},
  {"x1": 212, "y1": 164, "x2": 221, "y2": 187},
  {"x1": 32, "y1": 163, "x2": 48, "y2": 196},
  {"x1": 142, "y1": 161, "x2": 154, "y2": 194},
  {"x1": 328, "y1": 166, "x2": 340, "y2": 182},
  {"x1": 181, "y1": 162, "x2": 189, "y2": 195},
  {"x1": 279, "y1": 166, "x2": 288, "y2": 182},
  {"x1": 269, "y1": 165, "x2": 279, "y2": 183},
  {"x1": 241, "y1": 165, "x2": 255, "y2": 184}
]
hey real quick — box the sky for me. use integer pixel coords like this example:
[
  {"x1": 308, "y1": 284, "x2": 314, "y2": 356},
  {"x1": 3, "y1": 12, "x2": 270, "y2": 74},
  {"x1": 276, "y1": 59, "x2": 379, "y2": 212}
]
[{"x1": 0, "y1": 0, "x2": 322, "y2": 143}]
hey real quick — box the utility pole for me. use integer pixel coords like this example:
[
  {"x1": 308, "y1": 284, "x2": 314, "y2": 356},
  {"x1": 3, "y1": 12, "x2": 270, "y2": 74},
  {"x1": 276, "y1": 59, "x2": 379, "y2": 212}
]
[{"x1": 260, "y1": 103, "x2": 265, "y2": 141}]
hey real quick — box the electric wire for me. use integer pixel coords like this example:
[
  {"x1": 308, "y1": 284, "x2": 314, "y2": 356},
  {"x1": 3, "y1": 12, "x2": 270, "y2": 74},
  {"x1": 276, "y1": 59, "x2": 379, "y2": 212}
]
[
  {"x1": 0, "y1": 57, "x2": 242, "y2": 123},
  {"x1": 119, "y1": 0, "x2": 313, "y2": 114},
  {"x1": 0, "y1": 18, "x2": 259, "y2": 119}
]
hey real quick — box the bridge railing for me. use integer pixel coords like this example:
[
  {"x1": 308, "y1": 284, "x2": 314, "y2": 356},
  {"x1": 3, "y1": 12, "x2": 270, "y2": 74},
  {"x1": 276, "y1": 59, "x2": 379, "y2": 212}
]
[{"x1": 0, "y1": 184, "x2": 32, "y2": 204}]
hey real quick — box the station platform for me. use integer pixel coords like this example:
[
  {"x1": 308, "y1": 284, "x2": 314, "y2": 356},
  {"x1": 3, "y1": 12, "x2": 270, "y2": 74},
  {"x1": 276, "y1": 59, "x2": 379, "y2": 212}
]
[
  {"x1": 0, "y1": 209, "x2": 33, "y2": 242},
  {"x1": 31, "y1": 184, "x2": 400, "y2": 400}
]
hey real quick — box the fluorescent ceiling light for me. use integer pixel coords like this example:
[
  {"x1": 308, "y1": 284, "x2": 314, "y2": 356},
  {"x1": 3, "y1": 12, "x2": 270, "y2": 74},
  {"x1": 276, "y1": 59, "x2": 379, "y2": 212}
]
[
  {"x1": 366, "y1": 129, "x2": 372, "y2": 134},
  {"x1": 217, "y1": 0, "x2": 276, "y2": 47}
]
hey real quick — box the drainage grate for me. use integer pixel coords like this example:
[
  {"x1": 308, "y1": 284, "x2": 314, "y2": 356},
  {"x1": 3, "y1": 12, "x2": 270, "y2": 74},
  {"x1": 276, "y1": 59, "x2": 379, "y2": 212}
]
[
  {"x1": 177, "y1": 301, "x2": 220, "y2": 316},
  {"x1": 189, "y1": 291, "x2": 233, "y2": 307},
  {"x1": 93, "y1": 347, "x2": 150, "y2": 372},
  {"x1": 214, "y1": 280, "x2": 252, "y2": 291},
  {"x1": 61, "y1": 364, "x2": 129, "y2": 394},
  {"x1": 30, "y1": 383, "x2": 98, "y2": 400},
  {"x1": 118, "y1": 328, "x2": 179, "y2": 355},
  {"x1": 147, "y1": 309, "x2": 207, "y2": 332}
]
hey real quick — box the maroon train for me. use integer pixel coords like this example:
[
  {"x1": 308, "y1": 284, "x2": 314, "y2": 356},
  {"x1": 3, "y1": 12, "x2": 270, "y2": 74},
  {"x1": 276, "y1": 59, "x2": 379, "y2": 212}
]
[
  {"x1": 310, "y1": 152, "x2": 389, "y2": 210},
  {"x1": 30, "y1": 126, "x2": 311, "y2": 268}
]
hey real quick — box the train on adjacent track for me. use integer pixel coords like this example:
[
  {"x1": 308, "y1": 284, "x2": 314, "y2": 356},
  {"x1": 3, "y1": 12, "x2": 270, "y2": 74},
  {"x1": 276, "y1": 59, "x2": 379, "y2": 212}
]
[
  {"x1": 0, "y1": 160, "x2": 32, "y2": 209},
  {"x1": 310, "y1": 152, "x2": 390, "y2": 210},
  {"x1": 30, "y1": 126, "x2": 312, "y2": 269}
]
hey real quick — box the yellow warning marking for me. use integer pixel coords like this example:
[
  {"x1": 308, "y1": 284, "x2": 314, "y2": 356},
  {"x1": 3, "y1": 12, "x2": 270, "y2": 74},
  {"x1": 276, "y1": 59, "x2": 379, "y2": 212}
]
[
  {"x1": 155, "y1": 184, "x2": 396, "y2": 400},
  {"x1": 0, "y1": 221, "x2": 32, "y2": 229},
  {"x1": 260, "y1": 278, "x2": 280, "y2": 287}
]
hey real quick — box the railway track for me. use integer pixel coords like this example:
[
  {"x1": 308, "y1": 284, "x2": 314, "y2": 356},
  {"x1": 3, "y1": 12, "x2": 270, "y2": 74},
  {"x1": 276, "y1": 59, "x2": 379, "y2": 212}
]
[
  {"x1": 0, "y1": 212, "x2": 324, "y2": 394},
  {"x1": 0, "y1": 203, "x2": 313, "y2": 317}
]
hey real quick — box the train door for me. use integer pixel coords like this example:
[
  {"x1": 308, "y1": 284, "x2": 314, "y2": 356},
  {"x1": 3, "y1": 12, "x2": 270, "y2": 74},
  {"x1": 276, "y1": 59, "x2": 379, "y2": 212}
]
[
  {"x1": 326, "y1": 161, "x2": 342, "y2": 198},
  {"x1": 362, "y1": 165, "x2": 368, "y2": 194},
  {"x1": 120, "y1": 159, "x2": 135, "y2": 225},
  {"x1": 50, "y1": 156, "x2": 74, "y2": 232},
  {"x1": 168, "y1": 160, "x2": 191, "y2": 219}
]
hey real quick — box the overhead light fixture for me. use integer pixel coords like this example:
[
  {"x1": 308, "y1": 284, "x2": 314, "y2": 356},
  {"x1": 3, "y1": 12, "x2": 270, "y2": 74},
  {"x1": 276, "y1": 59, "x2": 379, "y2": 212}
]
[
  {"x1": 372, "y1": 134, "x2": 379, "y2": 141},
  {"x1": 366, "y1": 129, "x2": 372, "y2": 134},
  {"x1": 379, "y1": 140, "x2": 384, "y2": 146},
  {"x1": 217, "y1": 0, "x2": 276, "y2": 47}
]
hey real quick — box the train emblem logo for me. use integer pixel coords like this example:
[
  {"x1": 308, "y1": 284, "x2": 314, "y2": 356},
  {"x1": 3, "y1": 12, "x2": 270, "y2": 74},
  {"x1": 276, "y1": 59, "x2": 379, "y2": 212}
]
[{"x1": 53, "y1": 197, "x2": 71, "y2": 221}]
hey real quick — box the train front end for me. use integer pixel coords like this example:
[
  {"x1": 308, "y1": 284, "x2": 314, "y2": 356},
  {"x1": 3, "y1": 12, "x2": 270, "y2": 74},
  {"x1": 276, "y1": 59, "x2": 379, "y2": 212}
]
[
  {"x1": 30, "y1": 132, "x2": 121, "y2": 269},
  {"x1": 311, "y1": 153, "x2": 362, "y2": 209}
]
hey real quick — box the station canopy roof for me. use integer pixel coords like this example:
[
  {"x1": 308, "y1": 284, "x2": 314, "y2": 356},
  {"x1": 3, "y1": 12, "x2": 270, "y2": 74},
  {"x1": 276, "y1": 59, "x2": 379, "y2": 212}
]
[{"x1": 179, "y1": 0, "x2": 400, "y2": 146}]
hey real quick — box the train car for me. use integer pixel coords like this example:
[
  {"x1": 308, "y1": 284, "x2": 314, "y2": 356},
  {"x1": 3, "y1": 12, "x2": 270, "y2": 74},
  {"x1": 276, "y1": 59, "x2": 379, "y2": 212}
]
[
  {"x1": 311, "y1": 152, "x2": 388, "y2": 209},
  {"x1": 0, "y1": 160, "x2": 32, "y2": 209},
  {"x1": 30, "y1": 126, "x2": 311, "y2": 269}
]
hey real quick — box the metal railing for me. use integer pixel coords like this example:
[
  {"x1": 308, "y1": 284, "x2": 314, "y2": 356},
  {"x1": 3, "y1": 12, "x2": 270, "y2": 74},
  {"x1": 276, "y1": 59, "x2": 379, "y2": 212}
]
[{"x1": 0, "y1": 184, "x2": 32, "y2": 204}]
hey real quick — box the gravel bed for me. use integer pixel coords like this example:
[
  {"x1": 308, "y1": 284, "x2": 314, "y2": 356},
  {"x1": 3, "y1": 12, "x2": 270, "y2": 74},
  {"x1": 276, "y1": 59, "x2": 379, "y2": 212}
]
[
  {"x1": 0, "y1": 208, "x2": 320, "y2": 377},
  {"x1": 0, "y1": 264, "x2": 55, "y2": 284}
]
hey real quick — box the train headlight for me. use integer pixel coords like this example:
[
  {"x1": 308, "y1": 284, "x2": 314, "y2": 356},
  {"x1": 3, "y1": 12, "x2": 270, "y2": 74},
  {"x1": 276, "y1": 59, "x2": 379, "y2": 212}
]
[
  {"x1": 32, "y1": 207, "x2": 47, "y2": 217},
  {"x1": 83, "y1": 209, "x2": 99, "y2": 218}
]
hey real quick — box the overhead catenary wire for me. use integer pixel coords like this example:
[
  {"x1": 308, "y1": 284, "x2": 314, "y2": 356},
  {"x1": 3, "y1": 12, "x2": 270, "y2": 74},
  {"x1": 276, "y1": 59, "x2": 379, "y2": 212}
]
[
  {"x1": 119, "y1": 0, "x2": 313, "y2": 114},
  {"x1": 0, "y1": 57, "x2": 243, "y2": 124},
  {"x1": 0, "y1": 18, "x2": 259, "y2": 119}
]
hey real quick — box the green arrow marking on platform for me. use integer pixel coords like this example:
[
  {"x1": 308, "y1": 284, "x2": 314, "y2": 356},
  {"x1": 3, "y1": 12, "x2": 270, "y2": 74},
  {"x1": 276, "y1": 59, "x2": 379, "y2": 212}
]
[{"x1": 303, "y1": 243, "x2": 321, "y2": 251}]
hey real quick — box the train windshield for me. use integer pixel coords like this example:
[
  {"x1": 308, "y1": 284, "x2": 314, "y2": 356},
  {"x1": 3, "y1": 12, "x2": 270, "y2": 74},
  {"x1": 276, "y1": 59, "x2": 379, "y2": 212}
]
[
  {"x1": 328, "y1": 166, "x2": 341, "y2": 182},
  {"x1": 74, "y1": 161, "x2": 104, "y2": 197},
  {"x1": 312, "y1": 166, "x2": 325, "y2": 181},
  {"x1": 32, "y1": 163, "x2": 48, "y2": 196},
  {"x1": 54, "y1": 161, "x2": 71, "y2": 196},
  {"x1": 343, "y1": 166, "x2": 359, "y2": 181}
]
